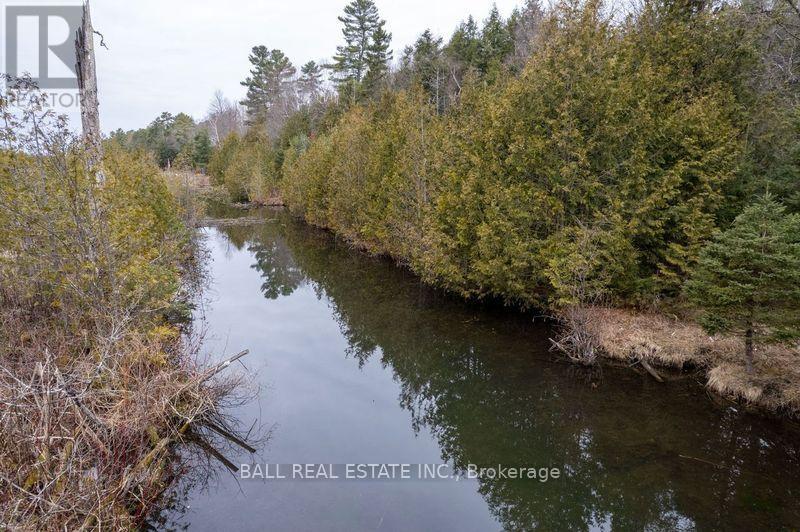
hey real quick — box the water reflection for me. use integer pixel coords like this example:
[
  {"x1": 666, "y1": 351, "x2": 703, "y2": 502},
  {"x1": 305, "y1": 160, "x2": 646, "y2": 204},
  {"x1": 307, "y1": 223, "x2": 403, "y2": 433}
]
[
  {"x1": 249, "y1": 236, "x2": 304, "y2": 299},
  {"x1": 211, "y1": 210, "x2": 800, "y2": 531}
]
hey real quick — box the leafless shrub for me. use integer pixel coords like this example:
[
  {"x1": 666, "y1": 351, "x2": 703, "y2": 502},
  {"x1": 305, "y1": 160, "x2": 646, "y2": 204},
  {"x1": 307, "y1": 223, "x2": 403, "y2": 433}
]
[{"x1": 550, "y1": 305, "x2": 603, "y2": 366}]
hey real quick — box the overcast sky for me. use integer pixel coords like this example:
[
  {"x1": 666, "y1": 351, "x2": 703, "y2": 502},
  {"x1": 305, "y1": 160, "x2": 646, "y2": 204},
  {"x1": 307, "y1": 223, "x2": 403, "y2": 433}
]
[{"x1": 60, "y1": 0, "x2": 517, "y2": 133}]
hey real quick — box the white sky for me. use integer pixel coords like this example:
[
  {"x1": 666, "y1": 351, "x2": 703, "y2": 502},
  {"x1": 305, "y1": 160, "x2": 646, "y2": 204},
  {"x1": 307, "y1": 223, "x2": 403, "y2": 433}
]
[{"x1": 68, "y1": 0, "x2": 521, "y2": 132}]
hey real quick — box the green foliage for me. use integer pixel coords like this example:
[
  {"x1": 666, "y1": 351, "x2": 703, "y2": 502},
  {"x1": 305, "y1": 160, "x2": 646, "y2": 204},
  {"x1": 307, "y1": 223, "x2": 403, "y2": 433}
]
[
  {"x1": 223, "y1": 130, "x2": 277, "y2": 203},
  {"x1": 102, "y1": 145, "x2": 189, "y2": 311},
  {"x1": 208, "y1": 132, "x2": 240, "y2": 185},
  {"x1": 0, "y1": 143, "x2": 187, "y2": 318},
  {"x1": 363, "y1": 20, "x2": 393, "y2": 94},
  {"x1": 109, "y1": 111, "x2": 202, "y2": 169},
  {"x1": 192, "y1": 129, "x2": 213, "y2": 171},
  {"x1": 686, "y1": 196, "x2": 800, "y2": 356},
  {"x1": 240, "y1": 46, "x2": 296, "y2": 127},
  {"x1": 447, "y1": 16, "x2": 480, "y2": 67},
  {"x1": 476, "y1": 4, "x2": 514, "y2": 75},
  {"x1": 282, "y1": 89, "x2": 437, "y2": 259},
  {"x1": 543, "y1": 223, "x2": 638, "y2": 307},
  {"x1": 281, "y1": 0, "x2": 759, "y2": 309},
  {"x1": 282, "y1": 131, "x2": 336, "y2": 226},
  {"x1": 401, "y1": 30, "x2": 447, "y2": 111},
  {"x1": 331, "y1": 0, "x2": 392, "y2": 103},
  {"x1": 298, "y1": 61, "x2": 324, "y2": 102}
]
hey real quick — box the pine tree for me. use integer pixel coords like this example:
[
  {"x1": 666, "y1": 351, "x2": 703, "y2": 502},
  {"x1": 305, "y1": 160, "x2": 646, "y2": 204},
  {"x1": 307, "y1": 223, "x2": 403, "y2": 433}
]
[
  {"x1": 686, "y1": 196, "x2": 800, "y2": 372},
  {"x1": 298, "y1": 61, "x2": 324, "y2": 103},
  {"x1": 477, "y1": 4, "x2": 513, "y2": 74},
  {"x1": 363, "y1": 20, "x2": 393, "y2": 95},
  {"x1": 331, "y1": 0, "x2": 390, "y2": 103},
  {"x1": 192, "y1": 129, "x2": 212, "y2": 171},
  {"x1": 240, "y1": 46, "x2": 297, "y2": 127}
]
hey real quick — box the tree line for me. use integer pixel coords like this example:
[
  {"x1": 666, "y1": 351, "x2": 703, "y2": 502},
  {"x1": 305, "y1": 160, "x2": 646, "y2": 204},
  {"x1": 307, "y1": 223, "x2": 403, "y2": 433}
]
[{"x1": 136, "y1": 0, "x2": 800, "y2": 365}]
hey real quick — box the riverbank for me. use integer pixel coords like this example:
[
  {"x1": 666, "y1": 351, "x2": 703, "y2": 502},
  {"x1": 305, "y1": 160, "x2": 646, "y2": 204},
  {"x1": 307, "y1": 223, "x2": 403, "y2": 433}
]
[
  {"x1": 210, "y1": 200, "x2": 800, "y2": 420},
  {"x1": 0, "y1": 147, "x2": 251, "y2": 529},
  {"x1": 579, "y1": 307, "x2": 800, "y2": 417}
]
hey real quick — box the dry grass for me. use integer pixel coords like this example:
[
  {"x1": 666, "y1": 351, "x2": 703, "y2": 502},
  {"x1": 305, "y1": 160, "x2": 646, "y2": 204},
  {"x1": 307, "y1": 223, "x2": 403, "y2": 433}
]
[
  {"x1": 163, "y1": 170, "x2": 211, "y2": 191},
  {"x1": 0, "y1": 301, "x2": 252, "y2": 530},
  {"x1": 255, "y1": 194, "x2": 285, "y2": 207},
  {"x1": 577, "y1": 306, "x2": 800, "y2": 416}
]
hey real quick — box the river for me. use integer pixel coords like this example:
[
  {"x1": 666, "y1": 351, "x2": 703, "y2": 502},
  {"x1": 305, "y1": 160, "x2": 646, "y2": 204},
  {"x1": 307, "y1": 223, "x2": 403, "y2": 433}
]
[{"x1": 169, "y1": 208, "x2": 800, "y2": 531}]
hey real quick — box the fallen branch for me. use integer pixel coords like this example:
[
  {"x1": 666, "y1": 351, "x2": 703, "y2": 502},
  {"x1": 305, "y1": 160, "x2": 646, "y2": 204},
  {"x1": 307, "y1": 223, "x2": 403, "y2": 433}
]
[
  {"x1": 202, "y1": 349, "x2": 250, "y2": 384},
  {"x1": 174, "y1": 349, "x2": 249, "y2": 399},
  {"x1": 188, "y1": 432, "x2": 239, "y2": 473},
  {"x1": 202, "y1": 418, "x2": 257, "y2": 453},
  {"x1": 639, "y1": 358, "x2": 665, "y2": 383},
  {"x1": 53, "y1": 366, "x2": 109, "y2": 435}
]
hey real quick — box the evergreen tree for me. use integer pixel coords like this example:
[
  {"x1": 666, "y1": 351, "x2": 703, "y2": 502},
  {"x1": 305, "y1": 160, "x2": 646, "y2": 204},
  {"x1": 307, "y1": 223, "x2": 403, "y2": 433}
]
[
  {"x1": 298, "y1": 61, "x2": 324, "y2": 103},
  {"x1": 410, "y1": 30, "x2": 445, "y2": 109},
  {"x1": 143, "y1": 112, "x2": 197, "y2": 168},
  {"x1": 208, "y1": 132, "x2": 240, "y2": 185},
  {"x1": 240, "y1": 46, "x2": 297, "y2": 127},
  {"x1": 363, "y1": 20, "x2": 393, "y2": 94},
  {"x1": 509, "y1": 0, "x2": 544, "y2": 69},
  {"x1": 192, "y1": 129, "x2": 213, "y2": 171},
  {"x1": 331, "y1": 0, "x2": 390, "y2": 103},
  {"x1": 686, "y1": 196, "x2": 800, "y2": 372},
  {"x1": 447, "y1": 16, "x2": 480, "y2": 68},
  {"x1": 477, "y1": 5, "x2": 513, "y2": 74}
]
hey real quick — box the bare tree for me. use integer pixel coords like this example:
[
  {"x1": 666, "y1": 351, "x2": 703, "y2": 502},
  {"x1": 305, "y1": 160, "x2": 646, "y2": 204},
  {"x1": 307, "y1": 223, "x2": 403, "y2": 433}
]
[
  {"x1": 75, "y1": 0, "x2": 103, "y2": 184},
  {"x1": 508, "y1": 0, "x2": 545, "y2": 71},
  {"x1": 205, "y1": 90, "x2": 244, "y2": 145}
]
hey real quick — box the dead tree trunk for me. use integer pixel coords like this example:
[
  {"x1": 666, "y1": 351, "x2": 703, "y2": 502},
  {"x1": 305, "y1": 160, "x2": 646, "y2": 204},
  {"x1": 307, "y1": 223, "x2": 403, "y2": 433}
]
[
  {"x1": 745, "y1": 327, "x2": 755, "y2": 374},
  {"x1": 75, "y1": 1, "x2": 104, "y2": 185}
]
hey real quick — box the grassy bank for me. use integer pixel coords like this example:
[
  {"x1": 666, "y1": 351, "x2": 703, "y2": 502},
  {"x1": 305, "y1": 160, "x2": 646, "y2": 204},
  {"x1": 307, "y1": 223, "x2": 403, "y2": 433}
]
[
  {"x1": 577, "y1": 307, "x2": 800, "y2": 417},
  {"x1": 0, "y1": 97, "x2": 249, "y2": 528}
]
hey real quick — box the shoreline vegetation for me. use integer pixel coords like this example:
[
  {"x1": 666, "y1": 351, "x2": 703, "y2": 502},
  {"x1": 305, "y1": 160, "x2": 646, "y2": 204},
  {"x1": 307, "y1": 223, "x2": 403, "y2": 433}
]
[
  {"x1": 0, "y1": 85, "x2": 254, "y2": 529},
  {"x1": 111, "y1": 0, "x2": 800, "y2": 421},
  {"x1": 582, "y1": 307, "x2": 800, "y2": 417},
  {"x1": 195, "y1": 177, "x2": 800, "y2": 419}
]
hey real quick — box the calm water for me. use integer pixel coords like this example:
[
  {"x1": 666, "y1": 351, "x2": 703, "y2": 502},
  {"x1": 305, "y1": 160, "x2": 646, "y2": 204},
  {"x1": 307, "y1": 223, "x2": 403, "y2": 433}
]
[{"x1": 175, "y1": 209, "x2": 800, "y2": 531}]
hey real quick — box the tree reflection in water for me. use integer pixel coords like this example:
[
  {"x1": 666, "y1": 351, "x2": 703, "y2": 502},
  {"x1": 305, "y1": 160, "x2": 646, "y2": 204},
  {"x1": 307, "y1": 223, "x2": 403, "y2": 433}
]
[{"x1": 217, "y1": 210, "x2": 800, "y2": 531}]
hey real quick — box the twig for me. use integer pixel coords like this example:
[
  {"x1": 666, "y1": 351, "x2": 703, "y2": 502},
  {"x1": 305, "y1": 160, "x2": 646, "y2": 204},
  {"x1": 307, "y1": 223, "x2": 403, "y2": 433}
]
[
  {"x1": 201, "y1": 418, "x2": 256, "y2": 453},
  {"x1": 638, "y1": 358, "x2": 665, "y2": 383},
  {"x1": 92, "y1": 30, "x2": 108, "y2": 50}
]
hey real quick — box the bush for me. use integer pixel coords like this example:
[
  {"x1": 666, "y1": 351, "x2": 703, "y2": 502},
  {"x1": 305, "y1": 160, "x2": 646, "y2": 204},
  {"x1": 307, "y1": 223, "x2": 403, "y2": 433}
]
[
  {"x1": 280, "y1": 0, "x2": 745, "y2": 308},
  {"x1": 208, "y1": 132, "x2": 240, "y2": 186},
  {"x1": 0, "y1": 86, "x2": 249, "y2": 529}
]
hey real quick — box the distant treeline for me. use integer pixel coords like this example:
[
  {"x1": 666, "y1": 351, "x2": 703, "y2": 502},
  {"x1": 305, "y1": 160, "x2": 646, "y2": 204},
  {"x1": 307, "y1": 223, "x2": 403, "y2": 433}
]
[
  {"x1": 109, "y1": 111, "x2": 213, "y2": 171},
  {"x1": 108, "y1": 90, "x2": 245, "y2": 172}
]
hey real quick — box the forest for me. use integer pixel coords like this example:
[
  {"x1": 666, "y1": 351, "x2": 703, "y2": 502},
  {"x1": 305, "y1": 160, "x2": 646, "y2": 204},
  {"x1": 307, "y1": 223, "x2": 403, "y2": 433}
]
[{"x1": 114, "y1": 0, "x2": 800, "y2": 383}]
